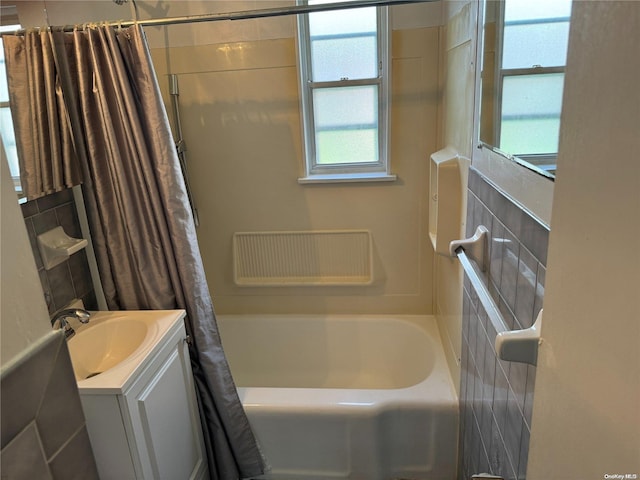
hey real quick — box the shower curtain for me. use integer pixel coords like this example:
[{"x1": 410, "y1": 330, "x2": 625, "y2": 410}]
[{"x1": 3, "y1": 26, "x2": 264, "y2": 480}]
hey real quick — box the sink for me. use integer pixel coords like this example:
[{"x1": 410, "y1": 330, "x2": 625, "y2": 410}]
[
  {"x1": 68, "y1": 317, "x2": 149, "y2": 381},
  {"x1": 66, "y1": 310, "x2": 185, "y2": 393},
  {"x1": 67, "y1": 309, "x2": 206, "y2": 480}
]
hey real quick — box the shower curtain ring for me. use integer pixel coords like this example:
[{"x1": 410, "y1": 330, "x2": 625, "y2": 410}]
[{"x1": 43, "y1": 1, "x2": 52, "y2": 30}]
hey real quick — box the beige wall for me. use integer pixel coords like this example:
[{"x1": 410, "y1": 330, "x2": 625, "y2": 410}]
[
  {"x1": 151, "y1": 25, "x2": 440, "y2": 314},
  {"x1": 528, "y1": 1, "x2": 640, "y2": 476},
  {"x1": 1, "y1": 145, "x2": 51, "y2": 366}
]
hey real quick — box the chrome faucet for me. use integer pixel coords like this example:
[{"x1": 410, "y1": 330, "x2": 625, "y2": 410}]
[{"x1": 51, "y1": 309, "x2": 91, "y2": 339}]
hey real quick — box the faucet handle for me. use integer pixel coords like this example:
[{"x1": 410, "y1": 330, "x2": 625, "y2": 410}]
[
  {"x1": 73, "y1": 309, "x2": 91, "y2": 324},
  {"x1": 52, "y1": 317, "x2": 76, "y2": 339},
  {"x1": 51, "y1": 308, "x2": 91, "y2": 338}
]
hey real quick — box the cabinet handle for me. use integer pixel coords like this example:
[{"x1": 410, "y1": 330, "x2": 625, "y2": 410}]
[{"x1": 184, "y1": 335, "x2": 192, "y2": 345}]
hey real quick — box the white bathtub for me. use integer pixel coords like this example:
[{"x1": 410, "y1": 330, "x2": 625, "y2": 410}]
[{"x1": 217, "y1": 314, "x2": 458, "y2": 480}]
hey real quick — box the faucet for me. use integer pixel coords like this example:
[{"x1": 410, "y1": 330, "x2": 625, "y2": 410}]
[{"x1": 51, "y1": 309, "x2": 91, "y2": 339}]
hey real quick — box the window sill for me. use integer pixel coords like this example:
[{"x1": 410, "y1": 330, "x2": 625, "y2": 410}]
[{"x1": 298, "y1": 172, "x2": 397, "y2": 185}]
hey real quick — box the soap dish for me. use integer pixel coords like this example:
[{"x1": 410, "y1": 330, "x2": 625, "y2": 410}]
[{"x1": 37, "y1": 226, "x2": 88, "y2": 270}]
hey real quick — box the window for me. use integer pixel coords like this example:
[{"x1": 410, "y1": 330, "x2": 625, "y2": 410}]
[
  {"x1": 297, "y1": 0, "x2": 393, "y2": 183},
  {"x1": 495, "y1": 0, "x2": 572, "y2": 171},
  {"x1": 0, "y1": 20, "x2": 22, "y2": 197}
]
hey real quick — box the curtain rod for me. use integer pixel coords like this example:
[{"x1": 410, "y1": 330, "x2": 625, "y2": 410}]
[{"x1": 1, "y1": 0, "x2": 435, "y2": 36}]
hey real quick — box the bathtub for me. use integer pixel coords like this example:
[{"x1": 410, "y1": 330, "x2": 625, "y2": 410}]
[{"x1": 217, "y1": 314, "x2": 458, "y2": 480}]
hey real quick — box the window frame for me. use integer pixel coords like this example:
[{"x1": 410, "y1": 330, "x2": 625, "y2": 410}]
[
  {"x1": 296, "y1": 2, "x2": 394, "y2": 184},
  {"x1": 0, "y1": 21, "x2": 24, "y2": 199},
  {"x1": 493, "y1": 0, "x2": 569, "y2": 172}
]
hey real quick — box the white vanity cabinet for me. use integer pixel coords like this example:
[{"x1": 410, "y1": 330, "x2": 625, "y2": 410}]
[{"x1": 77, "y1": 311, "x2": 208, "y2": 480}]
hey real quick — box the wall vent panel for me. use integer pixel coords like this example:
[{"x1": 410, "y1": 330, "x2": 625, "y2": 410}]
[{"x1": 233, "y1": 230, "x2": 373, "y2": 286}]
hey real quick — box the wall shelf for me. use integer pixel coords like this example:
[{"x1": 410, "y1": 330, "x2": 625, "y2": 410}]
[
  {"x1": 428, "y1": 147, "x2": 470, "y2": 256},
  {"x1": 37, "y1": 226, "x2": 88, "y2": 270}
]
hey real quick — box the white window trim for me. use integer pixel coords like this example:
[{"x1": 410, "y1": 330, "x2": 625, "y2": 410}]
[
  {"x1": 492, "y1": 0, "x2": 568, "y2": 169},
  {"x1": 296, "y1": 3, "x2": 394, "y2": 184},
  {"x1": 0, "y1": 24, "x2": 24, "y2": 200},
  {"x1": 472, "y1": 0, "x2": 554, "y2": 226}
]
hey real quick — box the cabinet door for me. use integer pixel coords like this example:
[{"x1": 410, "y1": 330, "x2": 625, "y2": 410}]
[{"x1": 126, "y1": 336, "x2": 207, "y2": 479}]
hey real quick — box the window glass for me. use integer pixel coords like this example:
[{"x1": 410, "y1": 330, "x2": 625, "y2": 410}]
[
  {"x1": 313, "y1": 86, "x2": 377, "y2": 129},
  {"x1": 0, "y1": 30, "x2": 22, "y2": 187},
  {"x1": 502, "y1": 21, "x2": 570, "y2": 69},
  {"x1": 502, "y1": 0, "x2": 571, "y2": 69},
  {"x1": 310, "y1": 35, "x2": 377, "y2": 82},
  {"x1": 308, "y1": 2, "x2": 377, "y2": 82},
  {"x1": 504, "y1": 0, "x2": 572, "y2": 23},
  {"x1": 0, "y1": 107, "x2": 18, "y2": 175},
  {"x1": 313, "y1": 86, "x2": 378, "y2": 164},
  {"x1": 298, "y1": 1, "x2": 390, "y2": 180},
  {"x1": 500, "y1": 73, "x2": 564, "y2": 155},
  {"x1": 479, "y1": 0, "x2": 572, "y2": 177},
  {"x1": 0, "y1": 46, "x2": 8, "y2": 102},
  {"x1": 493, "y1": 0, "x2": 571, "y2": 164},
  {"x1": 308, "y1": 1, "x2": 376, "y2": 35}
]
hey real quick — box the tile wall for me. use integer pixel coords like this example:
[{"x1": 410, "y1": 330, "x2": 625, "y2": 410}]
[
  {"x1": 20, "y1": 189, "x2": 97, "y2": 316},
  {"x1": 458, "y1": 167, "x2": 549, "y2": 480},
  {"x1": 0, "y1": 330, "x2": 99, "y2": 479}
]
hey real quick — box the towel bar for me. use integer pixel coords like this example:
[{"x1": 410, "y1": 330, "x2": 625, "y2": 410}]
[{"x1": 451, "y1": 226, "x2": 542, "y2": 366}]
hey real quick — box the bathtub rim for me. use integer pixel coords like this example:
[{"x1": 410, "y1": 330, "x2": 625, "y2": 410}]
[{"x1": 218, "y1": 314, "x2": 459, "y2": 412}]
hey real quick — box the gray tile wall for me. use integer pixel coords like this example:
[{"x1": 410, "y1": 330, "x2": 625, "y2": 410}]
[
  {"x1": 0, "y1": 331, "x2": 99, "y2": 480},
  {"x1": 21, "y1": 189, "x2": 97, "y2": 316},
  {"x1": 458, "y1": 168, "x2": 549, "y2": 480}
]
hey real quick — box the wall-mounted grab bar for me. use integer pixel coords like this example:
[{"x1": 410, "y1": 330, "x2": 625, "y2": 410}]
[
  {"x1": 169, "y1": 74, "x2": 200, "y2": 228},
  {"x1": 451, "y1": 226, "x2": 542, "y2": 366}
]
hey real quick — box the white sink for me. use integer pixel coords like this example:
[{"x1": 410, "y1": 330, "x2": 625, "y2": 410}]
[
  {"x1": 69, "y1": 309, "x2": 207, "y2": 479},
  {"x1": 67, "y1": 310, "x2": 185, "y2": 393},
  {"x1": 68, "y1": 316, "x2": 149, "y2": 381}
]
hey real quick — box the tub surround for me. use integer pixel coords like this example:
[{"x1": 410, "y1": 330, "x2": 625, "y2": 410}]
[
  {"x1": 150, "y1": 25, "x2": 440, "y2": 315},
  {"x1": 435, "y1": 0, "x2": 479, "y2": 394},
  {"x1": 459, "y1": 167, "x2": 548, "y2": 479}
]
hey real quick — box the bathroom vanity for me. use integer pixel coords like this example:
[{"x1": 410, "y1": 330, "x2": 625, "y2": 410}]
[{"x1": 68, "y1": 310, "x2": 208, "y2": 480}]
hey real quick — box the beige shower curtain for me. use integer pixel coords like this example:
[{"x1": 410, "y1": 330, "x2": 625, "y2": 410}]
[
  {"x1": 3, "y1": 30, "x2": 82, "y2": 199},
  {"x1": 3, "y1": 26, "x2": 264, "y2": 480}
]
